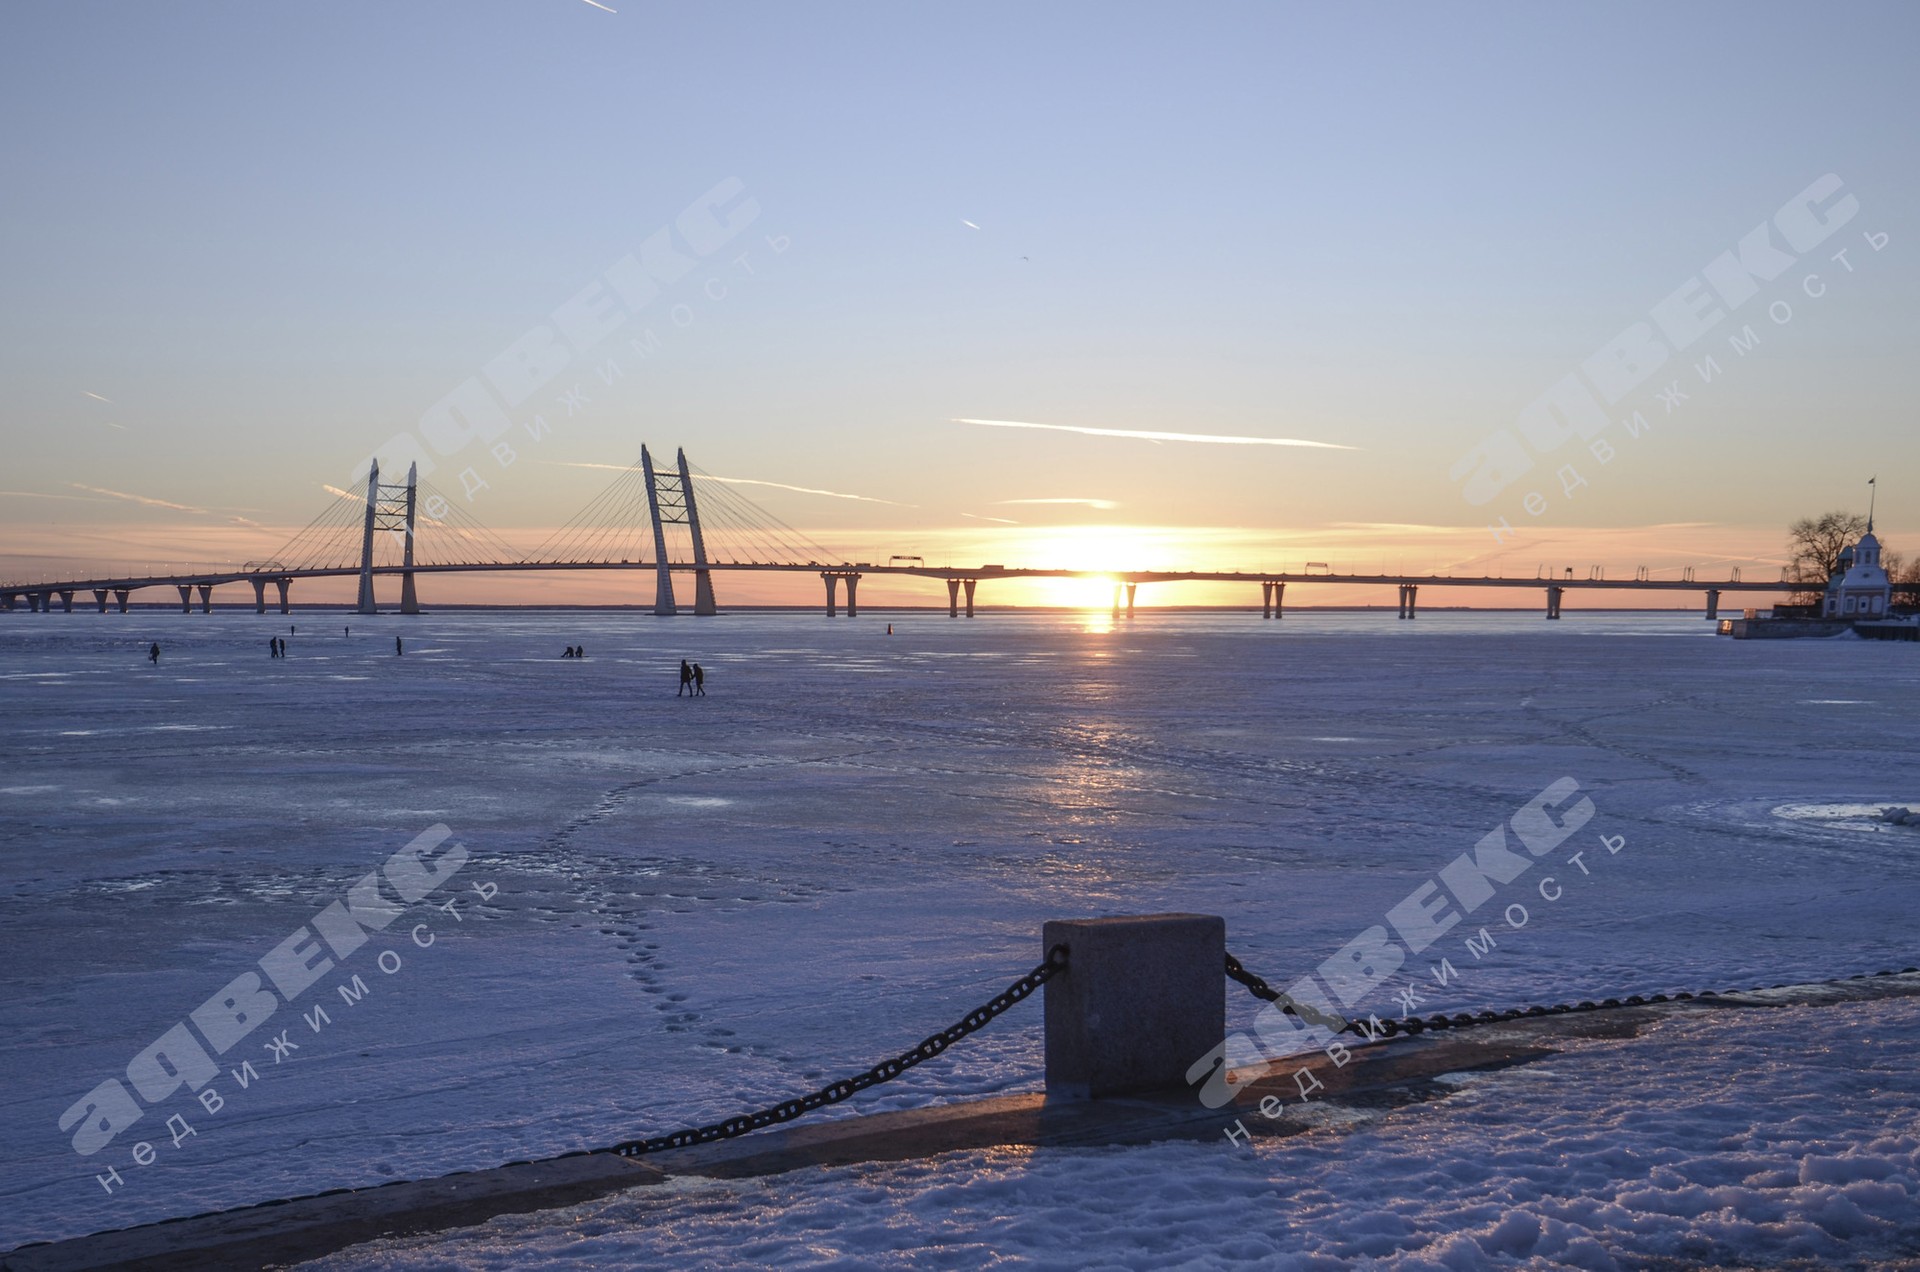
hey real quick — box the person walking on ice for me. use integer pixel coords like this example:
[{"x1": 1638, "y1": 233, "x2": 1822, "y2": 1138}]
[
  {"x1": 693, "y1": 663, "x2": 706, "y2": 696},
  {"x1": 395, "y1": 636, "x2": 403, "y2": 656},
  {"x1": 678, "y1": 659, "x2": 692, "y2": 696},
  {"x1": 148, "y1": 642, "x2": 159, "y2": 665}
]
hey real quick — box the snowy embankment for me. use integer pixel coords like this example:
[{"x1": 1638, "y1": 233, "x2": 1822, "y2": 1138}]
[{"x1": 301, "y1": 995, "x2": 1920, "y2": 1270}]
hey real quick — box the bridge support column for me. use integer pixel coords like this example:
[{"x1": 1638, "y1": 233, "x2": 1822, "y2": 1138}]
[
  {"x1": 963, "y1": 579, "x2": 977, "y2": 618},
  {"x1": 59, "y1": 590, "x2": 74, "y2": 613},
  {"x1": 178, "y1": 585, "x2": 192, "y2": 613},
  {"x1": 114, "y1": 589, "x2": 130, "y2": 614},
  {"x1": 1124, "y1": 583, "x2": 1136, "y2": 618},
  {"x1": 356, "y1": 459, "x2": 380, "y2": 616},
  {"x1": 251, "y1": 579, "x2": 268, "y2": 614},
  {"x1": 1405, "y1": 584, "x2": 1417, "y2": 619},
  {"x1": 823, "y1": 573, "x2": 839, "y2": 617},
  {"x1": 677, "y1": 449, "x2": 717, "y2": 616},
  {"x1": 92, "y1": 589, "x2": 108, "y2": 613},
  {"x1": 1396, "y1": 584, "x2": 1408, "y2": 619},
  {"x1": 1704, "y1": 588, "x2": 1720, "y2": 621},
  {"x1": 640, "y1": 447, "x2": 678, "y2": 616},
  {"x1": 947, "y1": 578, "x2": 961, "y2": 618},
  {"x1": 399, "y1": 462, "x2": 421, "y2": 615},
  {"x1": 845, "y1": 574, "x2": 859, "y2": 618},
  {"x1": 1260, "y1": 582, "x2": 1273, "y2": 619},
  {"x1": 1546, "y1": 586, "x2": 1563, "y2": 620},
  {"x1": 27, "y1": 592, "x2": 43, "y2": 613},
  {"x1": 1, "y1": 592, "x2": 14, "y2": 612},
  {"x1": 275, "y1": 579, "x2": 291, "y2": 614},
  {"x1": 197, "y1": 585, "x2": 213, "y2": 614},
  {"x1": 1273, "y1": 581, "x2": 1284, "y2": 619}
]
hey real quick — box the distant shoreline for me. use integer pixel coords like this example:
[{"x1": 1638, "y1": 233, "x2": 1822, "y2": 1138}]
[{"x1": 15, "y1": 603, "x2": 1732, "y2": 615}]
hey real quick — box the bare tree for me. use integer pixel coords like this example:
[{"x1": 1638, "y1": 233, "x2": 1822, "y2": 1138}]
[
  {"x1": 1788, "y1": 511, "x2": 1868, "y2": 579},
  {"x1": 1784, "y1": 511, "x2": 1870, "y2": 603}
]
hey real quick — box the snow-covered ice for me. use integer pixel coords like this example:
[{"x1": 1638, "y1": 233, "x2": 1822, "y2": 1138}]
[{"x1": 1, "y1": 609, "x2": 1917, "y2": 1262}]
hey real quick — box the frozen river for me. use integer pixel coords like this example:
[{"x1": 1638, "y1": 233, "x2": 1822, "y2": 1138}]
[{"x1": 2, "y1": 608, "x2": 1917, "y2": 1261}]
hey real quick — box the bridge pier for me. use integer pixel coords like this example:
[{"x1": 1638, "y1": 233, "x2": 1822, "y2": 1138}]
[
  {"x1": 178, "y1": 585, "x2": 192, "y2": 613},
  {"x1": 1, "y1": 592, "x2": 14, "y2": 612},
  {"x1": 114, "y1": 588, "x2": 130, "y2": 614},
  {"x1": 25, "y1": 592, "x2": 41, "y2": 613},
  {"x1": 197, "y1": 584, "x2": 213, "y2": 614},
  {"x1": 59, "y1": 590, "x2": 74, "y2": 613},
  {"x1": 275, "y1": 578, "x2": 291, "y2": 614},
  {"x1": 251, "y1": 578, "x2": 268, "y2": 614},
  {"x1": 1403, "y1": 584, "x2": 1418, "y2": 620},
  {"x1": 947, "y1": 578, "x2": 961, "y2": 618},
  {"x1": 821, "y1": 571, "x2": 859, "y2": 617},
  {"x1": 92, "y1": 589, "x2": 108, "y2": 613},
  {"x1": 964, "y1": 579, "x2": 977, "y2": 618},
  {"x1": 1545, "y1": 586, "x2": 1563, "y2": 620},
  {"x1": 1124, "y1": 583, "x2": 1136, "y2": 618},
  {"x1": 1704, "y1": 588, "x2": 1720, "y2": 621}
]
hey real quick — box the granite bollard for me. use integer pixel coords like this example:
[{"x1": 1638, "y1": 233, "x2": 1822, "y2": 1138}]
[{"x1": 1043, "y1": 913, "x2": 1225, "y2": 1099}]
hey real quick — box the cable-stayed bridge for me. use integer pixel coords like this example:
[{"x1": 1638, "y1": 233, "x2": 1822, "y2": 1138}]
[{"x1": 3, "y1": 446, "x2": 1810, "y2": 620}]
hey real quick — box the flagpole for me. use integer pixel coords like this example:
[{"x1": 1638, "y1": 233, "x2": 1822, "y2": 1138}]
[{"x1": 1868, "y1": 475, "x2": 1876, "y2": 531}]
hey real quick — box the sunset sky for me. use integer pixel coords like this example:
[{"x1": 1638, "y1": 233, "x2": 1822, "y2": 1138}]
[{"x1": 2, "y1": 2, "x2": 1915, "y2": 609}]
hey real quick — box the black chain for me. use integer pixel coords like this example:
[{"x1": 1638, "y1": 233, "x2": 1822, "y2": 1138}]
[
  {"x1": 1226, "y1": 951, "x2": 1920, "y2": 1046},
  {"x1": 600, "y1": 944, "x2": 1069, "y2": 1159},
  {"x1": 1224, "y1": 952, "x2": 1350, "y2": 1029}
]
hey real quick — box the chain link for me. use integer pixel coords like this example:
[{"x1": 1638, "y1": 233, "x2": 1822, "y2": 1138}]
[
  {"x1": 1226, "y1": 951, "x2": 1920, "y2": 1046},
  {"x1": 1223, "y1": 952, "x2": 1349, "y2": 1029},
  {"x1": 601, "y1": 944, "x2": 1069, "y2": 1159}
]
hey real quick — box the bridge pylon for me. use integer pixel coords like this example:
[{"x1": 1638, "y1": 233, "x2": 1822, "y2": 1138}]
[
  {"x1": 356, "y1": 461, "x2": 380, "y2": 614},
  {"x1": 639, "y1": 444, "x2": 718, "y2": 616},
  {"x1": 399, "y1": 462, "x2": 421, "y2": 615},
  {"x1": 677, "y1": 448, "x2": 717, "y2": 616},
  {"x1": 355, "y1": 460, "x2": 422, "y2": 615}
]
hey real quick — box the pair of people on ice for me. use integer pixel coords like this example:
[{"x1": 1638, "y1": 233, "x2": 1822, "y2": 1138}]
[{"x1": 678, "y1": 659, "x2": 706, "y2": 696}]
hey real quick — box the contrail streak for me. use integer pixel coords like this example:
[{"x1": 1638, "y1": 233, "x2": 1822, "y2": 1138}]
[
  {"x1": 82, "y1": 391, "x2": 113, "y2": 403},
  {"x1": 544, "y1": 461, "x2": 913, "y2": 506},
  {"x1": 961, "y1": 512, "x2": 1020, "y2": 524},
  {"x1": 1, "y1": 490, "x2": 113, "y2": 502},
  {"x1": 997, "y1": 497, "x2": 1120, "y2": 510},
  {"x1": 68, "y1": 483, "x2": 205, "y2": 513},
  {"x1": 953, "y1": 418, "x2": 1356, "y2": 450},
  {"x1": 580, "y1": 0, "x2": 617, "y2": 12},
  {"x1": 706, "y1": 475, "x2": 916, "y2": 507}
]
